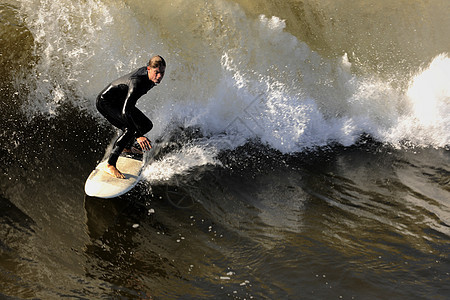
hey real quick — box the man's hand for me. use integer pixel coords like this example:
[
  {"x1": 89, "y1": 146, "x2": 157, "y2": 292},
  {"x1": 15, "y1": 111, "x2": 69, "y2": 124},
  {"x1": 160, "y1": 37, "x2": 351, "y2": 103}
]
[{"x1": 136, "y1": 136, "x2": 152, "y2": 151}]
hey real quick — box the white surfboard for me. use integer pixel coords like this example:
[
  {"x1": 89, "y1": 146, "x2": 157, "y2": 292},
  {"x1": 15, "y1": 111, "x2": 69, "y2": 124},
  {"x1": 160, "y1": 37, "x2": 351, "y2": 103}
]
[{"x1": 85, "y1": 156, "x2": 144, "y2": 198}]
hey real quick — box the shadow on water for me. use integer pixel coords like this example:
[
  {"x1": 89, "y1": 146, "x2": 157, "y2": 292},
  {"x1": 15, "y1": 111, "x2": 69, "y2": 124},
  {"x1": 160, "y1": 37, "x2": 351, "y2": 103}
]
[
  {"x1": 82, "y1": 184, "x2": 202, "y2": 299},
  {"x1": 0, "y1": 193, "x2": 39, "y2": 298},
  {"x1": 0, "y1": 194, "x2": 36, "y2": 235},
  {"x1": 83, "y1": 194, "x2": 158, "y2": 299}
]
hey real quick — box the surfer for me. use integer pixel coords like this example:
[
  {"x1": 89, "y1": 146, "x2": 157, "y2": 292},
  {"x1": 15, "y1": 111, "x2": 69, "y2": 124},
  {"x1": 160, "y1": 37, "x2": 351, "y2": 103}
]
[{"x1": 96, "y1": 55, "x2": 166, "y2": 178}]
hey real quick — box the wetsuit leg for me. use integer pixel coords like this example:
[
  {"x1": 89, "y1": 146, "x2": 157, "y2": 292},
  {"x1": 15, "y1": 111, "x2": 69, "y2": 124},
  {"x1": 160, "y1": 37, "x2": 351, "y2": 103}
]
[
  {"x1": 131, "y1": 107, "x2": 153, "y2": 135},
  {"x1": 97, "y1": 98, "x2": 129, "y2": 166},
  {"x1": 97, "y1": 99, "x2": 153, "y2": 135},
  {"x1": 108, "y1": 109, "x2": 153, "y2": 165},
  {"x1": 97, "y1": 98, "x2": 153, "y2": 167},
  {"x1": 108, "y1": 128, "x2": 135, "y2": 166},
  {"x1": 96, "y1": 97, "x2": 125, "y2": 130}
]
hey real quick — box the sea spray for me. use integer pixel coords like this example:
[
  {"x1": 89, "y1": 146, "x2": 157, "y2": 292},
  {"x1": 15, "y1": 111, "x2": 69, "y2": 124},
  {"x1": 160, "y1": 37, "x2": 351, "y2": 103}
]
[
  {"x1": 17, "y1": 0, "x2": 166, "y2": 116},
  {"x1": 15, "y1": 0, "x2": 449, "y2": 184}
]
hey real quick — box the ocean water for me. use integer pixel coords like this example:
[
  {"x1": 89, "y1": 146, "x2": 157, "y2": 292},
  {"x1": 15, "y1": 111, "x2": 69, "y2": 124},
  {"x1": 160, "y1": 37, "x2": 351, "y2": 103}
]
[{"x1": 1, "y1": 0, "x2": 449, "y2": 299}]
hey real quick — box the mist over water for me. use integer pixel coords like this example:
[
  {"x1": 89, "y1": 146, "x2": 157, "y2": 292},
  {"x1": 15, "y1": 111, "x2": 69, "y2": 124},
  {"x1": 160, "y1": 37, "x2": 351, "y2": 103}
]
[{"x1": 1, "y1": 0, "x2": 449, "y2": 299}]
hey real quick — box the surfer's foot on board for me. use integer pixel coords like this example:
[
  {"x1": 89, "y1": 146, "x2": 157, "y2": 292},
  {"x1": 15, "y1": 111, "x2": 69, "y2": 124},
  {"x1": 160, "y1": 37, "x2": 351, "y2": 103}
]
[{"x1": 105, "y1": 164, "x2": 125, "y2": 179}]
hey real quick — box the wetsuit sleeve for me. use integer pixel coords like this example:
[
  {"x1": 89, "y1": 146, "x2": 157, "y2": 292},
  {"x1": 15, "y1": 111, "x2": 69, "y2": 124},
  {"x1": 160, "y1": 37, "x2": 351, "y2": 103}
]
[{"x1": 122, "y1": 78, "x2": 144, "y2": 136}]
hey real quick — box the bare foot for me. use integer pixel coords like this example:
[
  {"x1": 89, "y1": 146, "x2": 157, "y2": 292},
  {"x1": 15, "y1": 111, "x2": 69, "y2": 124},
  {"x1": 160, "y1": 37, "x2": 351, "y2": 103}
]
[{"x1": 105, "y1": 164, "x2": 125, "y2": 179}]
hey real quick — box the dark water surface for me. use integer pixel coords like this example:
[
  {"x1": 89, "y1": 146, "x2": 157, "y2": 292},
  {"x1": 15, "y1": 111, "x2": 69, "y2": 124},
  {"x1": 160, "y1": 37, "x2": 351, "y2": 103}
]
[
  {"x1": 1, "y1": 0, "x2": 449, "y2": 299},
  {"x1": 1, "y1": 114, "x2": 449, "y2": 299}
]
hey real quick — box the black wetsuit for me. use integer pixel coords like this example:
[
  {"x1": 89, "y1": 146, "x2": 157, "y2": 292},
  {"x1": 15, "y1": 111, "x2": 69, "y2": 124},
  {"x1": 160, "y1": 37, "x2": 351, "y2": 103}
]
[{"x1": 96, "y1": 66, "x2": 154, "y2": 166}]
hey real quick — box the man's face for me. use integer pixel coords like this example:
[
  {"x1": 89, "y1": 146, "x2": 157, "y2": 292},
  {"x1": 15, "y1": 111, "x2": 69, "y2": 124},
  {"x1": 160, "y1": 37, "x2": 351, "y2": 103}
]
[{"x1": 147, "y1": 66, "x2": 165, "y2": 84}]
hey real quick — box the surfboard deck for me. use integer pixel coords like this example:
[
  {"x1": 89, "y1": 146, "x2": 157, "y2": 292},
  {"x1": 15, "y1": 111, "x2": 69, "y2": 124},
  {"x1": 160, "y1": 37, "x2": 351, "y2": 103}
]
[{"x1": 85, "y1": 155, "x2": 144, "y2": 199}]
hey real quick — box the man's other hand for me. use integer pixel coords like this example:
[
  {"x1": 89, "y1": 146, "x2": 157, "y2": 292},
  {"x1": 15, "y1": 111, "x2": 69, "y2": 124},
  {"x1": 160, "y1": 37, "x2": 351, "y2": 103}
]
[{"x1": 137, "y1": 136, "x2": 152, "y2": 151}]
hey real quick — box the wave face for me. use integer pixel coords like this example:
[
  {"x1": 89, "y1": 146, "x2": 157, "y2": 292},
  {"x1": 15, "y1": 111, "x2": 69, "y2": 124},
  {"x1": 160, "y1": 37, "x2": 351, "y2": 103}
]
[{"x1": 8, "y1": 0, "x2": 449, "y2": 179}]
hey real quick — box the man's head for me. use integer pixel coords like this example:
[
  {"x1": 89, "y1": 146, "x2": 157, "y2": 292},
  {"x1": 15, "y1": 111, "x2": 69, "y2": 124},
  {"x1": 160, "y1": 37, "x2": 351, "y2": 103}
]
[{"x1": 147, "y1": 55, "x2": 166, "y2": 84}]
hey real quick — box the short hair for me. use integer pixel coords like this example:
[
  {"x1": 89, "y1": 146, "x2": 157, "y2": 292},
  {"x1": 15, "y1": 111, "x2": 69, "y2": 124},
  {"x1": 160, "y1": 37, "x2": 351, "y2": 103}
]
[{"x1": 148, "y1": 55, "x2": 166, "y2": 68}]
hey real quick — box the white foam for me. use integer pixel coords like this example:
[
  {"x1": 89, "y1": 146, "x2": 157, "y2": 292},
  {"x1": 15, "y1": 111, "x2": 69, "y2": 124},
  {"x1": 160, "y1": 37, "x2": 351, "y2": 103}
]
[
  {"x1": 18, "y1": 0, "x2": 449, "y2": 181},
  {"x1": 143, "y1": 142, "x2": 220, "y2": 183}
]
